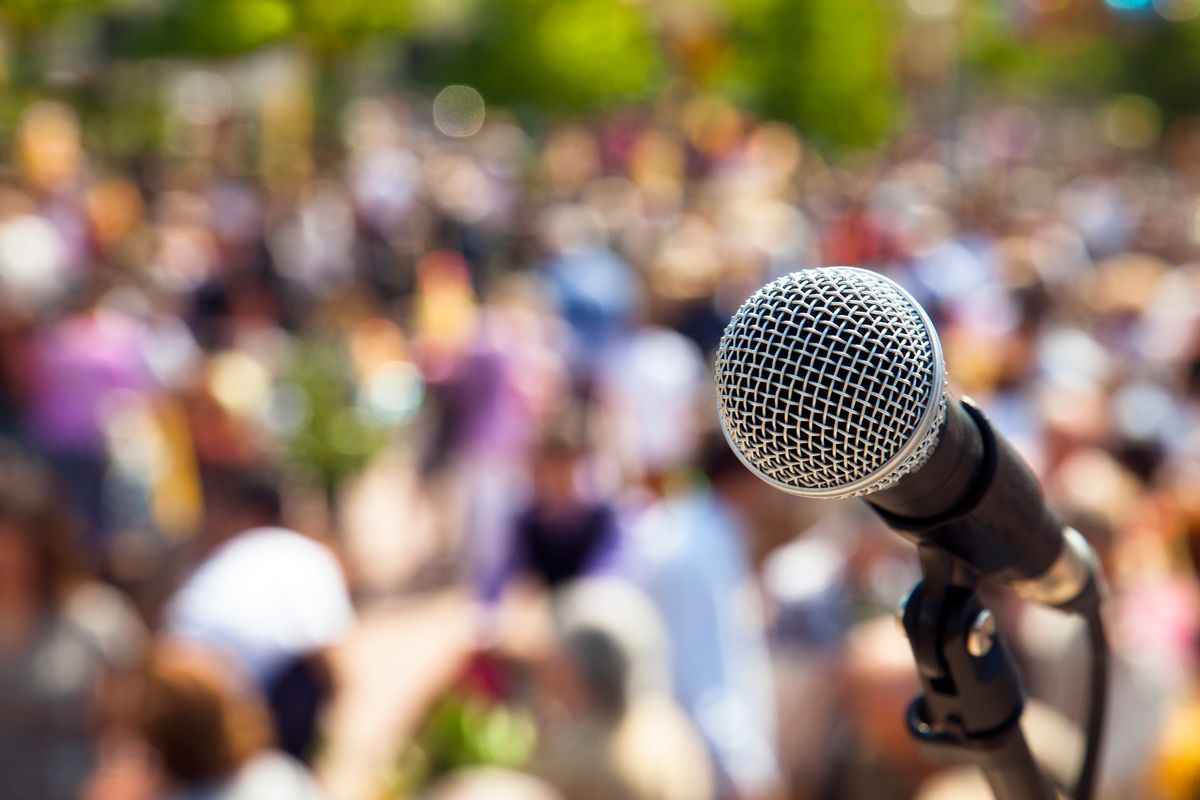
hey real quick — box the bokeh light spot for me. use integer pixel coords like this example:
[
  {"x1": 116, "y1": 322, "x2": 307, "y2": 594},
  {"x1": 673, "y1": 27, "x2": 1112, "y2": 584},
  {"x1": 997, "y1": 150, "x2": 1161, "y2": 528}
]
[
  {"x1": 907, "y1": 0, "x2": 958, "y2": 16},
  {"x1": 1154, "y1": 0, "x2": 1200, "y2": 18},
  {"x1": 433, "y1": 85, "x2": 486, "y2": 138},
  {"x1": 1103, "y1": 95, "x2": 1161, "y2": 150}
]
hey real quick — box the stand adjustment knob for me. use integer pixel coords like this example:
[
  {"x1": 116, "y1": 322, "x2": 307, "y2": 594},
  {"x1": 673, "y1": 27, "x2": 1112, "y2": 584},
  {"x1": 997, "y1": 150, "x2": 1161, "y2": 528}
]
[{"x1": 967, "y1": 609, "x2": 996, "y2": 657}]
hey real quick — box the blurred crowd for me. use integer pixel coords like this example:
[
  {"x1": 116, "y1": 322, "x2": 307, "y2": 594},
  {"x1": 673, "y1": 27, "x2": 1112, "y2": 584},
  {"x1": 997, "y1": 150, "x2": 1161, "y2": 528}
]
[{"x1": 5, "y1": 77, "x2": 1200, "y2": 800}]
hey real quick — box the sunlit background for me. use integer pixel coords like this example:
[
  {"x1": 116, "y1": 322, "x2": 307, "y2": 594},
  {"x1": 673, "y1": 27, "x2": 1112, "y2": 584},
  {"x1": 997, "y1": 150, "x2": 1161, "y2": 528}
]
[{"x1": 2, "y1": 1, "x2": 1200, "y2": 799}]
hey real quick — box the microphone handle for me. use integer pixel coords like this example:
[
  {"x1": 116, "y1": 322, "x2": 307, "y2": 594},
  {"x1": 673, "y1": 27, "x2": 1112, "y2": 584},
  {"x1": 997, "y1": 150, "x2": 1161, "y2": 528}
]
[{"x1": 871, "y1": 398, "x2": 1094, "y2": 609}]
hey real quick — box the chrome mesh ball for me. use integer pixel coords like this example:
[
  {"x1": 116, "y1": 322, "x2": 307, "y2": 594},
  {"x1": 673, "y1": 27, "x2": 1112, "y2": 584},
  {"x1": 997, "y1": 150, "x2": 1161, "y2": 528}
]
[{"x1": 714, "y1": 267, "x2": 948, "y2": 498}]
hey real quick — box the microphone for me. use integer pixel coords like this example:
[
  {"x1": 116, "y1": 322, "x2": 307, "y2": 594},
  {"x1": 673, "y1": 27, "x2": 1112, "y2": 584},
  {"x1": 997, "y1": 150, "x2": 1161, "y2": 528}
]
[{"x1": 713, "y1": 266, "x2": 1099, "y2": 611}]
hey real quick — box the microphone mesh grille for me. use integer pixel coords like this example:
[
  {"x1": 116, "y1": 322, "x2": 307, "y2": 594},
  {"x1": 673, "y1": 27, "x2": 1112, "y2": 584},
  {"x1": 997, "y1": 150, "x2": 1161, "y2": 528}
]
[{"x1": 714, "y1": 268, "x2": 946, "y2": 498}]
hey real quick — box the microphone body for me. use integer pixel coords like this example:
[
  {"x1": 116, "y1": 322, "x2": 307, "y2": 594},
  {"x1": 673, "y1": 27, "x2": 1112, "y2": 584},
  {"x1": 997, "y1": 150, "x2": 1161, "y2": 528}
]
[
  {"x1": 714, "y1": 267, "x2": 1098, "y2": 610},
  {"x1": 872, "y1": 396, "x2": 1095, "y2": 608}
]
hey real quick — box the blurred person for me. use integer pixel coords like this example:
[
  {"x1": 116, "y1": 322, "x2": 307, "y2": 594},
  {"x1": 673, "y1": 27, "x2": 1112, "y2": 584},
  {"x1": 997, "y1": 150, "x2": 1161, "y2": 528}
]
[
  {"x1": 530, "y1": 579, "x2": 714, "y2": 800},
  {"x1": 627, "y1": 432, "x2": 783, "y2": 800},
  {"x1": 420, "y1": 277, "x2": 568, "y2": 604},
  {"x1": 85, "y1": 643, "x2": 323, "y2": 800},
  {"x1": 162, "y1": 469, "x2": 353, "y2": 762},
  {"x1": 482, "y1": 422, "x2": 625, "y2": 606},
  {"x1": 1016, "y1": 504, "x2": 1186, "y2": 798},
  {"x1": 538, "y1": 204, "x2": 641, "y2": 386},
  {"x1": 826, "y1": 615, "x2": 929, "y2": 800},
  {"x1": 22, "y1": 283, "x2": 156, "y2": 559},
  {"x1": 0, "y1": 441, "x2": 146, "y2": 800},
  {"x1": 596, "y1": 325, "x2": 707, "y2": 484}
]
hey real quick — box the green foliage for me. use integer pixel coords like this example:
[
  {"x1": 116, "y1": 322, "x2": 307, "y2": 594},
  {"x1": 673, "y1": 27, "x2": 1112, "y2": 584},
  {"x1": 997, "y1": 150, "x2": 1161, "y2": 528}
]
[
  {"x1": 0, "y1": 0, "x2": 108, "y2": 31},
  {"x1": 279, "y1": 338, "x2": 392, "y2": 495},
  {"x1": 1117, "y1": 18, "x2": 1200, "y2": 120},
  {"x1": 113, "y1": 0, "x2": 295, "y2": 58},
  {"x1": 414, "y1": 0, "x2": 665, "y2": 115},
  {"x1": 290, "y1": 0, "x2": 411, "y2": 54},
  {"x1": 388, "y1": 693, "x2": 537, "y2": 797},
  {"x1": 961, "y1": 2, "x2": 1123, "y2": 96},
  {"x1": 717, "y1": 0, "x2": 901, "y2": 149},
  {"x1": 110, "y1": 0, "x2": 410, "y2": 59}
]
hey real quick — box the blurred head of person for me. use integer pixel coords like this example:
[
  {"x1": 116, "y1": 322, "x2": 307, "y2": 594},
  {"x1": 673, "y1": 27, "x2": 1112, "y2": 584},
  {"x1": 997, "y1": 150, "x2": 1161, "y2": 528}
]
[
  {"x1": 0, "y1": 443, "x2": 80, "y2": 622},
  {"x1": 532, "y1": 580, "x2": 713, "y2": 800},
  {"x1": 136, "y1": 643, "x2": 272, "y2": 790},
  {"x1": 695, "y1": 429, "x2": 799, "y2": 563},
  {"x1": 529, "y1": 420, "x2": 590, "y2": 512},
  {"x1": 550, "y1": 579, "x2": 671, "y2": 719},
  {"x1": 697, "y1": 429, "x2": 759, "y2": 503},
  {"x1": 203, "y1": 467, "x2": 284, "y2": 547}
]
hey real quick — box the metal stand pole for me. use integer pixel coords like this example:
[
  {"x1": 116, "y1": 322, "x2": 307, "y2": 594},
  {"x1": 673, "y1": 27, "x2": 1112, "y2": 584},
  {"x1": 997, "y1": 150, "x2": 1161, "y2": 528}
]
[{"x1": 900, "y1": 547, "x2": 1055, "y2": 800}]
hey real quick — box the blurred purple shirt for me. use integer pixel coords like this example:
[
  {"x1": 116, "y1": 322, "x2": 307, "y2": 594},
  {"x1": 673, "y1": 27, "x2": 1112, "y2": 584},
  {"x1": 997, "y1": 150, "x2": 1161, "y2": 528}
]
[{"x1": 26, "y1": 310, "x2": 150, "y2": 453}]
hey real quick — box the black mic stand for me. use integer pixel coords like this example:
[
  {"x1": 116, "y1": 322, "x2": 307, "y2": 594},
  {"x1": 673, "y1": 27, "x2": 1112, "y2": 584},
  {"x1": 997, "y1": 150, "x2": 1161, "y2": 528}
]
[{"x1": 899, "y1": 546, "x2": 1056, "y2": 800}]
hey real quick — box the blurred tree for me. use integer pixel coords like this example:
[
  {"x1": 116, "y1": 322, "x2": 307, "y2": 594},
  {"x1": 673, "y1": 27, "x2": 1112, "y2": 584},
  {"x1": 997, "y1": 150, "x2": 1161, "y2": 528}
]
[
  {"x1": 1, "y1": 0, "x2": 112, "y2": 86},
  {"x1": 109, "y1": 0, "x2": 294, "y2": 57},
  {"x1": 289, "y1": 0, "x2": 410, "y2": 55},
  {"x1": 108, "y1": 0, "x2": 411, "y2": 58},
  {"x1": 717, "y1": 0, "x2": 901, "y2": 149},
  {"x1": 961, "y1": 0, "x2": 1123, "y2": 97},
  {"x1": 0, "y1": 0, "x2": 106, "y2": 29},
  {"x1": 412, "y1": 0, "x2": 664, "y2": 116},
  {"x1": 1117, "y1": 18, "x2": 1200, "y2": 121},
  {"x1": 279, "y1": 338, "x2": 392, "y2": 511}
]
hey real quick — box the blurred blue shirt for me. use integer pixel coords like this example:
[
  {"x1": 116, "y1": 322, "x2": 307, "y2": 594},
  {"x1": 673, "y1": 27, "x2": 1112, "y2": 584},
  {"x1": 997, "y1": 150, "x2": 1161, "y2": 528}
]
[{"x1": 629, "y1": 488, "x2": 781, "y2": 798}]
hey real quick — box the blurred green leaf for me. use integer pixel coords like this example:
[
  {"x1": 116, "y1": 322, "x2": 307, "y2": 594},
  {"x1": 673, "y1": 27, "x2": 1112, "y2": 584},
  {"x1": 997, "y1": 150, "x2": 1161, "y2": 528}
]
[
  {"x1": 0, "y1": 0, "x2": 109, "y2": 31},
  {"x1": 290, "y1": 0, "x2": 411, "y2": 54},
  {"x1": 413, "y1": 0, "x2": 664, "y2": 115},
  {"x1": 1116, "y1": 18, "x2": 1200, "y2": 121},
  {"x1": 279, "y1": 338, "x2": 392, "y2": 494},
  {"x1": 716, "y1": 0, "x2": 901, "y2": 149},
  {"x1": 112, "y1": 0, "x2": 295, "y2": 58},
  {"x1": 962, "y1": 2, "x2": 1122, "y2": 95}
]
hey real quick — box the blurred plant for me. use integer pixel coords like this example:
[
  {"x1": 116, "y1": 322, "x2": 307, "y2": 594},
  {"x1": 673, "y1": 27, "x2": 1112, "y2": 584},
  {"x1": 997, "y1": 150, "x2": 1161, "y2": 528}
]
[
  {"x1": 109, "y1": 0, "x2": 295, "y2": 58},
  {"x1": 290, "y1": 0, "x2": 411, "y2": 55},
  {"x1": 411, "y1": 0, "x2": 664, "y2": 116},
  {"x1": 0, "y1": 0, "x2": 108, "y2": 31},
  {"x1": 383, "y1": 691, "x2": 537, "y2": 799},
  {"x1": 1117, "y1": 17, "x2": 1200, "y2": 122},
  {"x1": 716, "y1": 0, "x2": 901, "y2": 149},
  {"x1": 275, "y1": 337, "x2": 393, "y2": 506},
  {"x1": 961, "y1": 1, "x2": 1123, "y2": 96}
]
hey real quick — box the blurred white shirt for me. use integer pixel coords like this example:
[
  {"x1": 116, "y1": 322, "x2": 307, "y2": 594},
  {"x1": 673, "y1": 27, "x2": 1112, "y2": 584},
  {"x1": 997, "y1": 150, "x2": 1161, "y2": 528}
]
[{"x1": 165, "y1": 527, "x2": 354, "y2": 684}]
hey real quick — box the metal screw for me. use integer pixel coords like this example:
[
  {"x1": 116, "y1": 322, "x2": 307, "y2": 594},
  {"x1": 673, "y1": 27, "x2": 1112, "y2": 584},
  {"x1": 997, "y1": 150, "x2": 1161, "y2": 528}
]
[{"x1": 967, "y1": 609, "x2": 996, "y2": 657}]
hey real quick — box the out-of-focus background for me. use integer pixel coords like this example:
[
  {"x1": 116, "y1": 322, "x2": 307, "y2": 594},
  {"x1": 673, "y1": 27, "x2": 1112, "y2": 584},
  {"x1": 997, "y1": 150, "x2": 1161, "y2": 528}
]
[{"x1": 3, "y1": 1, "x2": 1200, "y2": 799}]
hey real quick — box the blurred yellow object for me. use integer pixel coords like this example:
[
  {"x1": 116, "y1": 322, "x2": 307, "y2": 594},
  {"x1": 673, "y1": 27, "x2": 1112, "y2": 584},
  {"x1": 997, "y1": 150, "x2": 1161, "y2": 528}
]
[
  {"x1": 150, "y1": 399, "x2": 204, "y2": 539},
  {"x1": 104, "y1": 394, "x2": 204, "y2": 539},
  {"x1": 1103, "y1": 95, "x2": 1162, "y2": 151},
  {"x1": 17, "y1": 101, "x2": 82, "y2": 193},
  {"x1": 260, "y1": 66, "x2": 314, "y2": 196},
  {"x1": 416, "y1": 251, "x2": 478, "y2": 358},
  {"x1": 630, "y1": 130, "x2": 685, "y2": 188},
  {"x1": 350, "y1": 317, "x2": 409, "y2": 381},
  {"x1": 208, "y1": 351, "x2": 273, "y2": 419},
  {"x1": 1150, "y1": 698, "x2": 1200, "y2": 799},
  {"x1": 86, "y1": 179, "x2": 145, "y2": 247},
  {"x1": 1081, "y1": 254, "x2": 1169, "y2": 314}
]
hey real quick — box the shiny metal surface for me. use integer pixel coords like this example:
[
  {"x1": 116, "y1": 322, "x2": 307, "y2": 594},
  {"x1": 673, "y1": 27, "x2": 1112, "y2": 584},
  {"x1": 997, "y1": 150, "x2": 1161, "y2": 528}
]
[
  {"x1": 714, "y1": 267, "x2": 947, "y2": 498},
  {"x1": 1010, "y1": 527, "x2": 1097, "y2": 607}
]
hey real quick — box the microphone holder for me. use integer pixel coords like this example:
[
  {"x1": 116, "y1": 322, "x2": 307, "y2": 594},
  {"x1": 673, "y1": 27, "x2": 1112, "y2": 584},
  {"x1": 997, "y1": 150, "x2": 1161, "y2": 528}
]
[{"x1": 900, "y1": 546, "x2": 1056, "y2": 800}]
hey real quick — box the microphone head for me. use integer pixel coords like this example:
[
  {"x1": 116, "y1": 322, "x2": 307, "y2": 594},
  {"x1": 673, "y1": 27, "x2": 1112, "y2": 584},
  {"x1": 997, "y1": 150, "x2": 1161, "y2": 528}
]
[{"x1": 714, "y1": 267, "x2": 948, "y2": 499}]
